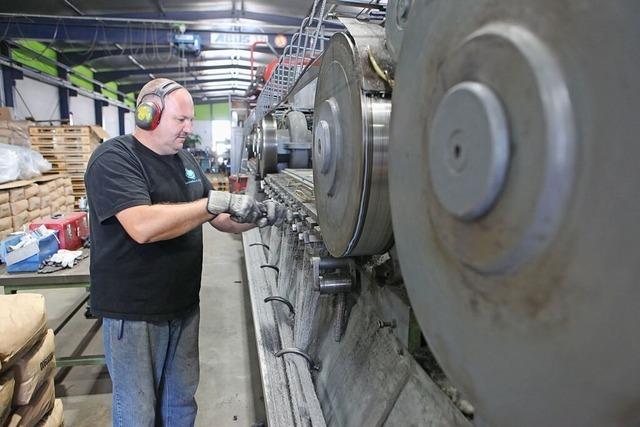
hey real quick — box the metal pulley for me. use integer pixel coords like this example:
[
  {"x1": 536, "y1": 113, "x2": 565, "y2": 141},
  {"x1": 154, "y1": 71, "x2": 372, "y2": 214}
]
[
  {"x1": 388, "y1": 1, "x2": 640, "y2": 426},
  {"x1": 284, "y1": 111, "x2": 312, "y2": 169},
  {"x1": 312, "y1": 21, "x2": 394, "y2": 257},
  {"x1": 258, "y1": 114, "x2": 278, "y2": 178}
]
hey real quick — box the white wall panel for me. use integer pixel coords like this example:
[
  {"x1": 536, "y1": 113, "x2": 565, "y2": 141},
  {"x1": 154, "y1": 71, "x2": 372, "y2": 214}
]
[
  {"x1": 192, "y1": 120, "x2": 213, "y2": 150},
  {"x1": 13, "y1": 77, "x2": 60, "y2": 121},
  {"x1": 124, "y1": 112, "x2": 135, "y2": 135},
  {"x1": 102, "y1": 105, "x2": 119, "y2": 138},
  {"x1": 69, "y1": 94, "x2": 95, "y2": 125}
]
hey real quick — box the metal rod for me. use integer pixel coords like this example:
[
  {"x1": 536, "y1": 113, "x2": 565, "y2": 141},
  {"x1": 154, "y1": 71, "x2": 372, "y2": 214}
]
[
  {"x1": 318, "y1": 277, "x2": 352, "y2": 295},
  {"x1": 318, "y1": 257, "x2": 351, "y2": 271},
  {"x1": 53, "y1": 293, "x2": 89, "y2": 335},
  {"x1": 0, "y1": 13, "x2": 301, "y2": 31},
  {"x1": 274, "y1": 348, "x2": 320, "y2": 371},
  {"x1": 0, "y1": 56, "x2": 132, "y2": 110},
  {"x1": 63, "y1": 0, "x2": 85, "y2": 16},
  {"x1": 264, "y1": 296, "x2": 295, "y2": 315},
  {"x1": 5, "y1": 40, "x2": 131, "y2": 99}
]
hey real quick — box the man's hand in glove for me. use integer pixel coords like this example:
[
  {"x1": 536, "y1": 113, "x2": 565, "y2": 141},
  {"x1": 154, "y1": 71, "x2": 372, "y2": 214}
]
[
  {"x1": 207, "y1": 191, "x2": 263, "y2": 224},
  {"x1": 257, "y1": 200, "x2": 287, "y2": 227}
]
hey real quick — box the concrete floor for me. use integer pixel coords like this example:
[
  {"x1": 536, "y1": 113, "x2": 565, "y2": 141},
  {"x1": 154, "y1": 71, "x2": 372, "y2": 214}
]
[{"x1": 2, "y1": 226, "x2": 266, "y2": 426}]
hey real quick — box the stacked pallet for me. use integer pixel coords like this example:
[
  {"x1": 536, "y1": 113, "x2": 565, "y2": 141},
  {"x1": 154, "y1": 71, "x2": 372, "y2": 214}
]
[
  {"x1": 0, "y1": 294, "x2": 64, "y2": 427},
  {"x1": 210, "y1": 175, "x2": 229, "y2": 191},
  {"x1": 29, "y1": 126, "x2": 107, "y2": 207}
]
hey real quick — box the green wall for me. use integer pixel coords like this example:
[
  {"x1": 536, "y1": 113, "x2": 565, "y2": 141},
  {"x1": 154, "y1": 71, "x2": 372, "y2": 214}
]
[
  {"x1": 11, "y1": 40, "x2": 58, "y2": 77},
  {"x1": 69, "y1": 65, "x2": 94, "y2": 91},
  {"x1": 194, "y1": 103, "x2": 229, "y2": 121},
  {"x1": 101, "y1": 81, "x2": 119, "y2": 101},
  {"x1": 10, "y1": 40, "x2": 127, "y2": 106}
]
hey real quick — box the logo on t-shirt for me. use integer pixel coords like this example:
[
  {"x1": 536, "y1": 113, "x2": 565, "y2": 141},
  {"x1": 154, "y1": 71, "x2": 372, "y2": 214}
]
[{"x1": 184, "y1": 168, "x2": 201, "y2": 184}]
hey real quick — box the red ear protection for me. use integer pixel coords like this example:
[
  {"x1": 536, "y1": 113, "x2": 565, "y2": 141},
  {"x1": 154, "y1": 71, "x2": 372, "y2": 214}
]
[{"x1": 135, "y1": 81, "x2": 183, "y2": 130}]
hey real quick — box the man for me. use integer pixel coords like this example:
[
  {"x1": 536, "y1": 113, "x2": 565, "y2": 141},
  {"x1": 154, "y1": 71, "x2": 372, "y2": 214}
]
[{"x1": 85, "y1": 78, "x2": 284, "y2": 426}]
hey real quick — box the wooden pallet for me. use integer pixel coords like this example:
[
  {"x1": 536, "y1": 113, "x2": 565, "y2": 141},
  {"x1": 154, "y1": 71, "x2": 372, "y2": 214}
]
[
  {"x1": 43, "y1": 152, "x2": 92, "y2": 161},
  {"x1": 49, "y1": 167, "x2": 86, "y2": 176},
  {"x1": 33, "y1": 144, "x2": 93, "y2": 153},
  {"x1": 31, "y1": 135, "x2": 94, "y2": 144},
  {"x1": 29, "y1": 126, "x2": 92, "y2": 136}
]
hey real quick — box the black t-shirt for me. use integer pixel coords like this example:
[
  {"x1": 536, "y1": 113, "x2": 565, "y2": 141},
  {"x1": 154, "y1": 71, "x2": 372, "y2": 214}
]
[{"x1": 85, "y1": 134, "x2": 212, "y2": 321}]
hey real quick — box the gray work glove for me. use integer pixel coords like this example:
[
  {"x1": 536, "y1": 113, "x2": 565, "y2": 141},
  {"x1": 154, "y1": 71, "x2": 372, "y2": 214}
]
[
  {"x1": 257, "y1": 200, "x2": 287, "y2": 228},
  {"x1": 207, "y1": 191, "x2": 263, "y2": 224}
]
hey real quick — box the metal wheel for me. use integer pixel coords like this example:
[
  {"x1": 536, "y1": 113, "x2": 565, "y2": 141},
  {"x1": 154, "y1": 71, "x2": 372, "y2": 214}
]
[
  {"x1": 389, "y1": 1, "x2": 640, "y2": 426},
  {"x1": 259, "y1": 114, "x2": 278, "y2": 178},
  {"x1": 286, "y1": 111, "x2": 311, "y2": 143},
  {"x1": 312, "y1": 23, "x2": 394, "y2": 257}
]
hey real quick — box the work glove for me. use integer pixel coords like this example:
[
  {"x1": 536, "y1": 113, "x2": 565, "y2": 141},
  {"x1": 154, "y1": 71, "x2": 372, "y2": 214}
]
[
  {"x1": 207, "y1": 190, "x2": 263, "y2": 224},
  {"x1": 257, "y1": 200, "x2": 287, "y2": 228},
  {"x1": 49, "y1": 249, "x2": 82, "y2": 268}
]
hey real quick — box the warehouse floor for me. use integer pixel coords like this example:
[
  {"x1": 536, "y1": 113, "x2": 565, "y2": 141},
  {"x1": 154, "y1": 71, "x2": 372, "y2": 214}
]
[{"x1": 2, "y1": 226, "x2": 266, "y2": 426}]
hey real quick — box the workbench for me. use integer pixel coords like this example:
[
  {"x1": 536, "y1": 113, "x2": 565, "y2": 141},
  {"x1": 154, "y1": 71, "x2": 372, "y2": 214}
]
[{"x1": 0, "y1": 254, "x2": 105, "y2": 368}]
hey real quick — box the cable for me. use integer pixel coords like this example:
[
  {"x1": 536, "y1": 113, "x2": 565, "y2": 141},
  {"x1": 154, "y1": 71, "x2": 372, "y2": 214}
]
[{"x1": 14, "y1": 86, "x2": 36, "y2": 119}]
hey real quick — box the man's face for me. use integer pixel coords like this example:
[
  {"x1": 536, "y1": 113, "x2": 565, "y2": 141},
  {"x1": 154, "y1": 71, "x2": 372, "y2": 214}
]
[{"x1": 152, "y1": 89, "x2": 194, "y2": 155}]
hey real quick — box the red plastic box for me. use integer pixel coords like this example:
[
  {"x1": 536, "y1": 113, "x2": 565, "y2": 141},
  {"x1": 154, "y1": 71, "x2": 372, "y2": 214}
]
[
  {"x1": 229, "y1": 174, "x2": 248, "y2": 193},
  {"x1": 29, "y1": 212, "x2": 89, "y2": 250}
]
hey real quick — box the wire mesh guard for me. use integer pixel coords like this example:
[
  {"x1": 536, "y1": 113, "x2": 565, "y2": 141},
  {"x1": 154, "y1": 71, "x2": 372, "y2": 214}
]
[{"x1": 253, "y1": 0, "x2": 331, "y2": 124}]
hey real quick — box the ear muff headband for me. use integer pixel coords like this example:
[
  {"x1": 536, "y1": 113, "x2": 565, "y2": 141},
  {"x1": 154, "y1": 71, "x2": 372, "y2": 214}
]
[{"x1": 135, "y1": 81, "x2": 183, "y2": 130}]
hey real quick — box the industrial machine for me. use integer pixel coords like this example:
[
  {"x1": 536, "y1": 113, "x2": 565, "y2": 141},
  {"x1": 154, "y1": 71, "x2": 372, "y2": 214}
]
[{"x1": 241, "y1": 1, "x2": 640, "y2": 426}]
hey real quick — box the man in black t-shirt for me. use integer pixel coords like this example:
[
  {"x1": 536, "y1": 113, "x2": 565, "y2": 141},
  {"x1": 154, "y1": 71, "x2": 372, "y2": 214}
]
[{"x1": 85, "y1": 78, "x2": 285, "y2": 427}]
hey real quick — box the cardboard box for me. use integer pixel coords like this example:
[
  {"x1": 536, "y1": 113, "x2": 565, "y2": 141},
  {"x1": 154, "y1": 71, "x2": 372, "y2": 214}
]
[
  {"x1": 0, "y1": 191, "x2": 8, "y2": 205},
  {"x1": 0, "y1": 107, "x2": 14, "y2": 121},
  {"x1": 10, "y1": 200, "x2": 28, "y2": 216},
  {"x1": 30, "y1": 212, "x2": 88, "y2": 250},
  {"x1": 0, "y1": 203, "x2": 10, "y2": 219}
]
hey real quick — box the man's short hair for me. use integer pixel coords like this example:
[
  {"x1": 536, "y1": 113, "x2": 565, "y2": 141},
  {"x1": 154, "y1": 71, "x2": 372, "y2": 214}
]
[{"x1": 136, "y1": 78, "x2": 181, "y2": 106}]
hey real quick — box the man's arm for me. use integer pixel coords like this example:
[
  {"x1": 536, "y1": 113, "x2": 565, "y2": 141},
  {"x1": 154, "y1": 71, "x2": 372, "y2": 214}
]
[
  {"x1": 209, "y1": 213, "x2": 256, "y2": 234},
  {"x1": 116, "y1": 198, "x2": 212, "y2": 244}
]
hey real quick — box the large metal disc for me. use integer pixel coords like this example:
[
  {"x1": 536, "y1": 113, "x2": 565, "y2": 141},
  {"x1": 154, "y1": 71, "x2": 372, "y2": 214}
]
[
  {"x1": 259, "y1": 114, "x2": 278, "y2": 178},
  {"x1": 389, "y1": 1, "x2": 640, "y2": 426},
  {"x1": 312, "y1": 24, "x2": 393, "y2": 257}
]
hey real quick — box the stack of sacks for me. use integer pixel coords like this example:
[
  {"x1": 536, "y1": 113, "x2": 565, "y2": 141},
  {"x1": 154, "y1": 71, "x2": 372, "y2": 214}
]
[
  {"x1": 37, "y1": 184, "x2": 51, "y2": 221},
  {"x1": 0, "y1": 121, "x2": 31, "y2": 148},
  {"x1": 0, "y1": 190, "x2": 10, "y2": 241},
  {"x1": 42, "y1": 179, "x2": 72, "y2": 215},
  {"x1": 0, "y1": 371, "x2": 15, "y2": 426},
  {"x1": 8, "y1": 187, "x2": 29, "y2": 233},
  {"x1": 24, "y1": 184, "x2": 40, "y2": 224},
  {"x1": 0, "y1": 295, "x2": 64, "y2": 427},
  {"x1": 62, "y1": 178, "x2": 75, "y2": 212}
]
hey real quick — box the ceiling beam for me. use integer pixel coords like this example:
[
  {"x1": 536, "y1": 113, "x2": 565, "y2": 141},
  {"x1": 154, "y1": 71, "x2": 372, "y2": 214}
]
[
  {"x1": 60, "y1": 45, "x2": 279, "y2": 66},
  {"x1": 95, "y1": 64, "x2": 252, "y2": 81},
  {"x1": 119, "y1": 77, "x2": 251, "y2": 94},
  {"x1": 0, "y1": 19, "x2": 294, "y2": 46}
]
